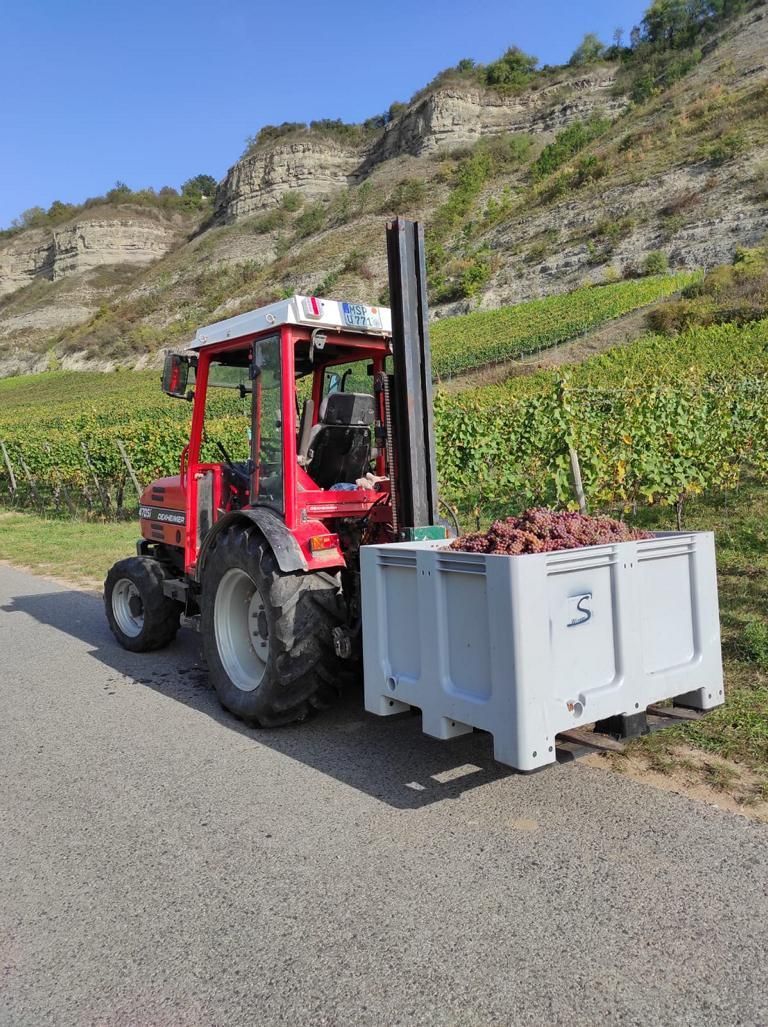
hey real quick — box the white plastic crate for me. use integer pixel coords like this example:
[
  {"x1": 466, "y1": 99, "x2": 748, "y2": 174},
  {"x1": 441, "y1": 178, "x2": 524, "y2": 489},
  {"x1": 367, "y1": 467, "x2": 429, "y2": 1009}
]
[{"x1": 361, "y1": 532, "x2": 724, "y2": 771}]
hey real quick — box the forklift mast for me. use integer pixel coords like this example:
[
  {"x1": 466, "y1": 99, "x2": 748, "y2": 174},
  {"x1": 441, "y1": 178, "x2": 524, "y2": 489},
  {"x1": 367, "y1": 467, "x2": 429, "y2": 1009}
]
[{"x1": 385, "y1": 217, "x2": 440, "y2": 538}]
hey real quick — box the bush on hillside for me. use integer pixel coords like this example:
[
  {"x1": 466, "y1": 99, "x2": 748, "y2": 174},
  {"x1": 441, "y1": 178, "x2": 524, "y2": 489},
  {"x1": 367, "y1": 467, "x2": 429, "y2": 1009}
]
[
  {"x1": 3, "y1": 172, "x2": 217, "y2": 234},
  {"x1": 697, "y1": 129, "x2": 747, "y2": 164},
  {"x1": 245, "y1": 122, "x2": 306, "y2": 151},
  {"x1": 387, "y1": 101, "x2": 408, "y2": 121},
  {"x1": 243, "y1": 116, "x2": 381, "y2": 157},
  {"x1": 308, "y1": 118, "x2": 365, "y2": 144},
  {"x1": 643, "y1": 251, "x2": 670, "y2": 275},
  {"x1": 280, "y1": 191, "x2": 303, "y2": 212},
  {"x1": 617, "y1": 0, "x2": 751, "y2": 103},
  {"x1": 247, "y1": 208, "x2": 287, "y2": 234},
  {"x1": 751, "y1": 163, "x2": 768, "y2": 202},
  {"x1": 10, "y1": 206, "x2": 49, "y2": 230},
  {"x1": 181, "y1": 175, "x2": 217, "y2": 200},
  {"x1": 569, "y1": 33, "x2": 607, "y2": 66},
  {"x1": 640, "y1": 0, "x2": 748, "y2": 51},
  {"x1": 531, "y1": 116, "x2": 611, "y2": 181},
  {"x1": 484, "y1": 47, "x2": 539, "y2": 90},
  {"x1": 628, "y1": 49, "x2": 703, "y2": 103},
  {"x1": 647, "y1": 298, "x2": 714, "y2": 333},
  {"x1": 648, "y1": 245, "x2": 768, "y2": 333},
  {"x1": 293, "y1": 202, "x2": 326, "y2": 238},
  {"x1": 381, "y1": 178, "x2": 428, "y2": 213},
  {"x1": 482, "y1": 133, "x2": 534, "y2": 167}
]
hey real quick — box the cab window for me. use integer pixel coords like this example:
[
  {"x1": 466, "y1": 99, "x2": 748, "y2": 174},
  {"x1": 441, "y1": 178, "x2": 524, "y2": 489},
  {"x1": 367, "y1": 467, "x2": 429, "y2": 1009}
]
[
  {"x1": 201, "y1": 360, "x2": 252, "y2": 467},
  {"x1": 253, "y1": 336, "x2": 283, "y2": 512}
]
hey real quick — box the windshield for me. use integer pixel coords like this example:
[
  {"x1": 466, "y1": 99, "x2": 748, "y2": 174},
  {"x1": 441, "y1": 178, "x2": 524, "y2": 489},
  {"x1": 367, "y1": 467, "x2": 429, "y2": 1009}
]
[{"x1": 201, "y1": 361, "x2": 252, "y2": 466}]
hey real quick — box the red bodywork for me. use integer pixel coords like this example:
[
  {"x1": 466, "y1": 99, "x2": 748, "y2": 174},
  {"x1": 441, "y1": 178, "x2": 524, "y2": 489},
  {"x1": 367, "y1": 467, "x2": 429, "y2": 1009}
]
[
  {"x1": 141, "y1": 324, "x2": 393, "y2": 577},
  {"x1": 139, "y1": 476, "x2": 186, "y2": 549}
]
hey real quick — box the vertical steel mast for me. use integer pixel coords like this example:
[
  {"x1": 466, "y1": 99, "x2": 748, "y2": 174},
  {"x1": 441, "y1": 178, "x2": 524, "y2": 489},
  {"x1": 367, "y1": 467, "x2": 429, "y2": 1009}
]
[{"x1": 385, "y1": 217, "x2": 439, "y2": 534}]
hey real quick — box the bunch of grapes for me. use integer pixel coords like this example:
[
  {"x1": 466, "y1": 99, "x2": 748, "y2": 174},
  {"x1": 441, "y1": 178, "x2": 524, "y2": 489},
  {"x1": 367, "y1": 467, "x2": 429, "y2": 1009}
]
[{"x1": 450, "y1": 509, "x2": 653, "y2": 555}]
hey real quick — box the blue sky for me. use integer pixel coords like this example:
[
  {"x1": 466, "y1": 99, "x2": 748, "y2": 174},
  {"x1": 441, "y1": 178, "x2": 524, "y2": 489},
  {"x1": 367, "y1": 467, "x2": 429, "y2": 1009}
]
[{"x1": 0, "y1": 0, "x2": 648, "y2": 228}]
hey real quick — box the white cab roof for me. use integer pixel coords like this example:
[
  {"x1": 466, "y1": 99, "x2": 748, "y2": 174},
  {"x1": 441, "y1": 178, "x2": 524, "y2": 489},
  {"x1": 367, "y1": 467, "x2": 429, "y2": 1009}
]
[{"x1": 191, "y1": 295, "x2": 392, "y2": 350}]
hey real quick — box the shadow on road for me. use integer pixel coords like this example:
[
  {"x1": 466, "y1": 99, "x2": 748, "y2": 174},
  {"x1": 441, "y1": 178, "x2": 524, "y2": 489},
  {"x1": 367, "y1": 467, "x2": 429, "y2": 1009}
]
[{"x1": 2, "y1": 587, "x2": 518, "y2": 809}]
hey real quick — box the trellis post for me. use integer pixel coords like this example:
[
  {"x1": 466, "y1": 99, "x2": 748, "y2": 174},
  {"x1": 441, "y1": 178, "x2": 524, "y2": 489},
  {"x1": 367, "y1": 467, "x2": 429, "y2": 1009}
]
[
  {"x1": 116, "y1": 439, "x2": 142, "y2": 498},
  {"x1": 0, "y1": 441, "x2": 17, "y2": 496}
]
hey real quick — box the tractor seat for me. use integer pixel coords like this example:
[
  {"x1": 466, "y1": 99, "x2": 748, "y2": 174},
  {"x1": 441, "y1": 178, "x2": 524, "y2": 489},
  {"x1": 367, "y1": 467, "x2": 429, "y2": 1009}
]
[{"x1": 306, "y1": 392, "x2": 376, "y2": 490}]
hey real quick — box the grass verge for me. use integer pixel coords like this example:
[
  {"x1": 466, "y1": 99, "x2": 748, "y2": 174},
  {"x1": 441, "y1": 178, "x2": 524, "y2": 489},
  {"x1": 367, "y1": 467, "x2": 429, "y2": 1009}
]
[{"x1": 0, "y1": 512, "x2": 138, "y2": 588}]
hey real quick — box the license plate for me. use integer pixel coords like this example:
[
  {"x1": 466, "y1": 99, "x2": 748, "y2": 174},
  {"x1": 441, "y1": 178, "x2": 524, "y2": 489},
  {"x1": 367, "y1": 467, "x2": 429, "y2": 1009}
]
[{"x1": 341, "y1": 302, "x2": 382, "y2": 329}]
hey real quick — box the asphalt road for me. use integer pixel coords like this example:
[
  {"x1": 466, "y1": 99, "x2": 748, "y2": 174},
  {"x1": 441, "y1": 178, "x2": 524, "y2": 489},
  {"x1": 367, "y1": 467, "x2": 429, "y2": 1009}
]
[{"x1": 1, "y1": 563, "x2": 767, "y2": 1027}]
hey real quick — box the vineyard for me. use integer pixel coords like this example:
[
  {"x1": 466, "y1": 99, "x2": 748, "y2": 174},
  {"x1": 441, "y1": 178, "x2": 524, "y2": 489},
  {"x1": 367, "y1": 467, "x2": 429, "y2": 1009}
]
[
  {"x1": 0, "y1": 281, "x2": 765, "y2": 527},
  {"x1": 0, "y1": 369, "x2": 246, "y2": 515},
  {"x1": 429, "y1": 272, "x2": 698, "y2": 378},
  {"x1": 436, "y1": 318, "x2": 768, "y2": 523}
]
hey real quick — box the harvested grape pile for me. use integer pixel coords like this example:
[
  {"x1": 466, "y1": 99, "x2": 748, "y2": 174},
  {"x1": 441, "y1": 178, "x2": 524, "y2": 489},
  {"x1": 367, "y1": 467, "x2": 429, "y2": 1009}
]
[{"x1": 450, "y1": 509, "x2": 653, "y2": 555}]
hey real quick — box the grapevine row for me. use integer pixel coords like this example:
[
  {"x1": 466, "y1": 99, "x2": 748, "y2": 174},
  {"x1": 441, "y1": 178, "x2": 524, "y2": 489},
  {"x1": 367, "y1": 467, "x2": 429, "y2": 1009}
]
[
  {"x1": 429, "y1": 272, "x2": 699, "y2": 378},
  {"x1": 436, "y1": 318, "x2": 768, "y2": 519}
]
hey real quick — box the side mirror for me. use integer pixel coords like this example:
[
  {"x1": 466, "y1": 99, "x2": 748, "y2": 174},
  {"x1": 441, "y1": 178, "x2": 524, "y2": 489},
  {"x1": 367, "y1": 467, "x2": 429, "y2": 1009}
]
[
  {"x1": 327, "y1": 372, "x2": 341, "y2": 394},
  {"x1": 162, "y1": 352, "x2": 195, "y2": 399}
]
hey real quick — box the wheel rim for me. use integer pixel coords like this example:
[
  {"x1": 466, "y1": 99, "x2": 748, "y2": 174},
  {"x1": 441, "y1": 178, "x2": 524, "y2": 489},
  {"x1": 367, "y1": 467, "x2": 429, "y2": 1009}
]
[
  {"x1": 214, "y1": 567, "x2": 269, "y2": 692},
  {"x1": 112, "y1": 578, "x2": 144, "y2": 638}
]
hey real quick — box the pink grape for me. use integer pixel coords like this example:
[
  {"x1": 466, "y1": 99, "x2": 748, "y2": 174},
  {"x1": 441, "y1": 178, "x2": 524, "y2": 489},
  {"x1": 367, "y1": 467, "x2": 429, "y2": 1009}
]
[{"x1": 450, "y1": 509, "x2": 653, "y2": 555}]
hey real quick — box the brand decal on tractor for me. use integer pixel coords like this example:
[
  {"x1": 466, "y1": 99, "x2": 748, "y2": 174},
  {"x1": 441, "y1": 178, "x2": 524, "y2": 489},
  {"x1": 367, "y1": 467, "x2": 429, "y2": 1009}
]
[{"x1": 139, "y1": 505, "x2": 186, "y2": 525}]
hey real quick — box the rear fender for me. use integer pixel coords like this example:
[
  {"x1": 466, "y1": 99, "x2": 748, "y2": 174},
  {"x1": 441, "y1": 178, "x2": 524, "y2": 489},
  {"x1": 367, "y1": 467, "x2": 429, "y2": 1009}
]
[{"x1": 195, "y1": 508, "x2": 308, "y2": 578}]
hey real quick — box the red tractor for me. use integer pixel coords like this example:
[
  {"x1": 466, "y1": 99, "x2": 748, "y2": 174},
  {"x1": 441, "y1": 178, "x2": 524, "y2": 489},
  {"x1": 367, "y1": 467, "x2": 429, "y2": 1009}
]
[{"x1": 105, "y1": 219, "x2": 446, "y2": 726}]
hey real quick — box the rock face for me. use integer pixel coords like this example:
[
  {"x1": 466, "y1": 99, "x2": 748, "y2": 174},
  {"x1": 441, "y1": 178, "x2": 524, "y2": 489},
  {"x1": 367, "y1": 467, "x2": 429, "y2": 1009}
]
[
  {"x1": 215, "y1": 139, "x2": 361, "y2": 222},
  {"x1": 216, "y1": 69, "x2": 625, "y2": 224},
  {"x1": 0, "y1": 230, "x2": 55, "y2": 296},
  {"x1": 50, "y1": 215, "x2": 180, "y2": 279},
  {"x1": 0, "y1": 208, "x2": 184, "y2": 297},
  {"x1": 482, "y1": 147, "x2": 768, "y2": 308},
  {"x1": 364, "y1": 68, "x2": 625, "y2": 167},
  {"x1": 474, "y1": 8, "x2": 768, "y2": 308}
]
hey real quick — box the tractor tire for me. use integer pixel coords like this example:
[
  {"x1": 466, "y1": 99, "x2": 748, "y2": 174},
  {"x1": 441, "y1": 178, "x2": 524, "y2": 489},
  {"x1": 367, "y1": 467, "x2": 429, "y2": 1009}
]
[
  {"x1": 104, "y1": 556, "x2": 182, "y2": 653},
  {"x1": 200, "y1": 524, "x2": 345, "y2": 727}
]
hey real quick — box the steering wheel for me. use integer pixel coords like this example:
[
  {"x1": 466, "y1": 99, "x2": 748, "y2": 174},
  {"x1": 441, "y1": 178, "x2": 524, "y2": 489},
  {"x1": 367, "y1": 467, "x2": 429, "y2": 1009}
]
[
  {"x1": 215, "y1": 440, "x2": 250, "y2": 489},
  {"x1": 215, "y1": 439, "x2": 235, "y2": 466}
]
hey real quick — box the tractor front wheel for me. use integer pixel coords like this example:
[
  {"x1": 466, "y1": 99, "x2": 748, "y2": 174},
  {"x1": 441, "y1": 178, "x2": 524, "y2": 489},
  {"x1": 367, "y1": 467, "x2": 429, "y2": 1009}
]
[
  {"x1": 105, "y1": 557, "x2": 182, "y2": 652},
  {"x1": 200, "y1": 525, "x2": 344, "y2": 727}
]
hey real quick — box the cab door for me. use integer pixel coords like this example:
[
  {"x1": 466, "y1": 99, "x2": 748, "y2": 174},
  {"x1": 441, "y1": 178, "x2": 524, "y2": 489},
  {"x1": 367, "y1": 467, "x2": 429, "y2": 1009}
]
[{"x1": 250, "y1": 332, "x2": 286, "y2": 516}]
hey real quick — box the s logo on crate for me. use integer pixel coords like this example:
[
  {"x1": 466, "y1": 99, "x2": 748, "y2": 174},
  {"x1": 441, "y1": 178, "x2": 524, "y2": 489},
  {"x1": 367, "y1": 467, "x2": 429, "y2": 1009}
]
[{"x1": 567, "y1": 593, "x2": 593, "y2": 627}]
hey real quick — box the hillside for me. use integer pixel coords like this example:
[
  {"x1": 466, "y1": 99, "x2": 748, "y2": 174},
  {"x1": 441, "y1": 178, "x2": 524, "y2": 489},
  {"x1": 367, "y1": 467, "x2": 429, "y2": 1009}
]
[{"x1": 0, "y1": 1, "x2": 766, "y2": 377}]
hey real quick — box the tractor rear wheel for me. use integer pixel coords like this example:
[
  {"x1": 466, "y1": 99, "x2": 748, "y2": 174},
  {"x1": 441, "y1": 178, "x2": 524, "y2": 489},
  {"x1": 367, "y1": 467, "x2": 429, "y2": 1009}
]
[
  {"x1": 200, "y1": 525, "x2": 345, "y2": 727},
  {"x1": 105, "y1": 557, "x2": 182, "y2": 652}
]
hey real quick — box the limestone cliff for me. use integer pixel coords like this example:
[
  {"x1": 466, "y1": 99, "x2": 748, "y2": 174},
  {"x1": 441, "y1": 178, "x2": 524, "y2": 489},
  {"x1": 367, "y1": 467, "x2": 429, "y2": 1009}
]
[
  {"x1": 215, "y1": 138, "x2": 360, "y2": 222},
  {"x1": 215, "y1": 67, "x2": 625, "y2": 224},
  {"x1": 0, "y1": 207, "x2": 187, "y2": 297},
  {"x1": 365, "y1": 67, "x2": 625, "y2": 166}
]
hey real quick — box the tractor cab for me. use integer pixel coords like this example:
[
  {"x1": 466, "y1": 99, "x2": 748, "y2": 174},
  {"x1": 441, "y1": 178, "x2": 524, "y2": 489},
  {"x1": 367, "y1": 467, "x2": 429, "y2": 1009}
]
[{"x1": 148, "y1": 297, "x2": 396, "y2": 578}]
